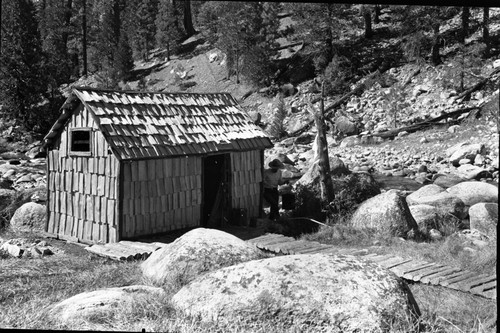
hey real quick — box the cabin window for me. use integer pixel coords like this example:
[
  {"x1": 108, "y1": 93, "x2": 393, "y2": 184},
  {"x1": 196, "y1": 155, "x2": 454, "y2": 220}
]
[{"x1": 70, "y1": 129, "x2": 92, "y2": 155}]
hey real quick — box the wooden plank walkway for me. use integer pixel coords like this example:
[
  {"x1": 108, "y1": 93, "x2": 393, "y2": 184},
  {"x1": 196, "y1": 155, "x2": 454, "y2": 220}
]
[
  {"x1": 85, "y1": 241, "x2": 167, "y2": 261},
  {"x1": 247, "y1": 233, "x2": 496, "y2": 300}
]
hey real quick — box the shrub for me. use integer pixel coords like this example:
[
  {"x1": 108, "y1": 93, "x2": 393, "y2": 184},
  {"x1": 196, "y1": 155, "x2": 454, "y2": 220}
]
[
  {"x1": 267, "y1": 93, "x2": 287, "y2": 139},
  {"x1": 330, "y1": 173, "x2": 381, "y2": 216}
]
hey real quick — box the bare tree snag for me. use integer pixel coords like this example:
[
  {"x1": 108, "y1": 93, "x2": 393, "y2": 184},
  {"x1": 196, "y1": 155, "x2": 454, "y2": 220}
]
[{"x1": 309, "y1": 82, "x2": 335, "y2": 206}]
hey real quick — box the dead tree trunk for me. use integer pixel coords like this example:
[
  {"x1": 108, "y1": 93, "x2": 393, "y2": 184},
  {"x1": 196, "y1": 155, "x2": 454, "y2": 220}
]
[{"x1": 315, "y1": 82, "x2": 335, "y2": 207}]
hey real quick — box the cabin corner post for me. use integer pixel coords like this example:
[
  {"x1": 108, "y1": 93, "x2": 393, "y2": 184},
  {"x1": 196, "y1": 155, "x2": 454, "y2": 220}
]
[
  {"x1": 116, "y1": 159, "x2": 123, "y2": 242},
  {"x1": 45, "y1": 148, "x2": 51, "y2": 234},
  {"x1": 259, "y1": 149, "x2": 264, "y2": 218}
]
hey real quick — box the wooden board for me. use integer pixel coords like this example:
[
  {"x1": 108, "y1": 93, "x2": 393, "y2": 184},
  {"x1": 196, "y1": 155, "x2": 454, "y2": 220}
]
[
  {"x1": 401, "y1": 262, "x2": 437, "y2": 280},
  {"x1": 447, "y1": 273, "x2": 494, "y2": 291},
  {"x1": 376, "y1": 257, "x2": 413, "y2": 269},
  {"x1": 389, "y1": 260, "x2": 433, "y2": 277},
  {"x1": 295, "y1": 244, "x2": 333, "y2": 254},
  {"x1": 422, "y1": 267, "x2": 463, "y2": 285},
  {"x1": 440, "y1": 272, "x2": 478, "y2": 287}
]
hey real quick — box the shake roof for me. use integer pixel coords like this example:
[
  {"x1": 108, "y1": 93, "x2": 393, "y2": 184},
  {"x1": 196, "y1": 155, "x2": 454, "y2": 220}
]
[{"x1": 44, "y1": 87, "x2": 272, "y2": 160}]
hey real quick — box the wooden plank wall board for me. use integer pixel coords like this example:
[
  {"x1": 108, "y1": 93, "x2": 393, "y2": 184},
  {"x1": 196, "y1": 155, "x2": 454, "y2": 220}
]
[
  {"x1": 230, "y1": 150, "x2": 262, "y2": 219},
  {"x1": 47, "y1": 105, "x2": 118, "y2": 244},
  {"x1": 121, "y1": 156, "x2": 202, "y2": 239}
]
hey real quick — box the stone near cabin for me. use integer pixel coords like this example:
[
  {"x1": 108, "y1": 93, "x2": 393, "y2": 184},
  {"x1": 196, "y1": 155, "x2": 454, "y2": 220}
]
[
  {"x1": 406, "y1": 190, "x2": 467, "y2": 220},
  {"x1": 294, "y1": 133, "x2": 314, "y2": 145},
  {"x1": 468, "y1": 203, "x2": 498, "y2": 239},
  {"x1": 408, "y1": 204, "x2": 459, "y2": 236},
  {"x1": 330, "y1": 155, "x2": 350, "y2": 176},
  {"x1": 340, "y1": 135, "x2": 361, "y2": 148},
  {"x1": 264, "y1": 153, "x2": 295, "y2": 167},
  {"x1": 418, "y1": 165, "x2": 428, "y2": 173},
  {"x1": 9, "y1": 202, "x2": 47, "y2": 232},
  {"x1": 141, "y1": 228, "x2": 264, "y2": 288},
  {"x1": 414, "y1": 173, "x2": 431, "y2": 185},
  {"x1": 432, "y1": 174, "x2": 465, "y2": 188},
  {"x1": 334, "y1": 116, "x2": 359, "y2": 137},
  {"x1": 448, "y1": 125, "x2": 460, "y2": 133},
  {"x1": 406, "y1": 184, "x2": 446, "y2": 205},
  {"x1": 350, "y1": 189, "x2": 419, "y2": 238},
  {"x1": 409, "y1": 204, "x2": 440, "y2": 234},
  {"x1": 2, "y1": 169, "x2": 16, "y2": 179},
  {"x1": 48, "y1": 285, "x2": 166, "y2": 326},
  {"x1": 474, "y1": 154, "x2": 485, "y2": 166},
  {"x1": 0, "y1": 242, "x2": 24, "y2": 257},
  {"x1": 429, "y1": 229, "x2": 443, "y2": 241},
  {"x1": 172, "y1": 254, "x2": 420, "y2": 332},
  {"x1": 455, "y1": 164, "x2": 492, "y2": 180},
  {"x1": 446, "y1": 142, "x2": 485, "y2": 166},
  {"x1": 447, "y1": 181, "x2": 498, "y2": 206},
  {"x1": 15, "y1": 174, "x2": 34, "y2": 184}
]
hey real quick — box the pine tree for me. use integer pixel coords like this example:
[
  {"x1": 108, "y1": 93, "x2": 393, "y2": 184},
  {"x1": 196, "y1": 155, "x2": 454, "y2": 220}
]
[
  {"x1": 156, "y1": 0, "x2": 183, "y2": 61},
  {"x1": 134, "y1": 0, "x2": 159, "y2": 61},
  {"x1": 93, "y1": 0, "x2": 133, "y2": 88},
  {"x1": 399, "y1": 6, "x2": 459, "y2": 66},
  {"x1": 115, "y1": 29, "x2": 134, "y2": 81},
  {"x1": 0, "y1": 0, "x2": 48, "y2": 130}
]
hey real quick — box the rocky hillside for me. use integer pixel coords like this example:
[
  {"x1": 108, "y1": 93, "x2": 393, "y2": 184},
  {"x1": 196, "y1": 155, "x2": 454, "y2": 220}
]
[
  {"x1": 0, "y1": 7, "x2": 499, "y2": 194},
  {"x1": 66, "y1": 7, "x2": 500, "y2": 186}
]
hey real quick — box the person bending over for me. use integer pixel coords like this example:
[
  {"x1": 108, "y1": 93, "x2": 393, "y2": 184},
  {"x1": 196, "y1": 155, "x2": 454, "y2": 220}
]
[{"x1": 263, "y1": 159, "x2": 287, "y2": 220}]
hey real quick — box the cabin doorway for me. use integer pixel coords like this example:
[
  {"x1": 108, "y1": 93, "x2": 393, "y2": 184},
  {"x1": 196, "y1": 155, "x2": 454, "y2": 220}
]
[{"x1": 202, "y1": 154, "x2": 231, "y2": 228}]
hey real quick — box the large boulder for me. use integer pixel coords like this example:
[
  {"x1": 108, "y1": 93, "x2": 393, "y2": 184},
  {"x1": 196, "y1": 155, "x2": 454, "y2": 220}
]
[
  {"x1": 9, "y1": 202, "x2": 47, "y2": 232},
  {"x1": 406, "y1": 184, "x2": 446, "y2": 205},
  {"x1": 446, "y1": 181, "x2": 498, "y2": 206},
  {"x1": 409, "y1": 204, "x2": 461, "y2": 236},
  {"x1": 330, "y1": 155, "x2": 350, "y2": 176},
  {"x1": 432, "y1": 174, "x2": 465, "y2": 188},
  {"x1": 172, "y1": 254, "x2": 420, "y2": 332},
  {"x1": 141, "y1": 228, "x2": 265, "y2": 287},
  {"x1": 469, "y1": 203, "x2": 498, "y2": 239},
  {"x1": 334, "y1": 115, "x2": 359, "y2": 136},
  {"x1": 455, "y1": 164, "x2": 492, "y2": 180},
  {"x1": 48, "y1": 285, "x2": 165, "y2": 326},
  {"x1": 406, "y1": 191, "x2": 467, "y2": 220},
  {"x1": 350, "y1": 190, "x2": 419, "y2": 238}
]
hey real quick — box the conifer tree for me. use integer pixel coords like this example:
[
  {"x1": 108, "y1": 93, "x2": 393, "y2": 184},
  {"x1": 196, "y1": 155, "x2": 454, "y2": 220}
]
[
  {"x1": 134, "y1": 0, "x2": 159, "y2": 61},
  {"x1": 0, "y1": 0, "x2": 48, "y2": 130},
  {"x1": 156, "y1": 0, "x2": 183, "y2": 61}
]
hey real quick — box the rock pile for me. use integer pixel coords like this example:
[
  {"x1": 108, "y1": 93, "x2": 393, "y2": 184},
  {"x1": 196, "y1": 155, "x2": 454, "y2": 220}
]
[{"x1": 0, "y1": 238, "x2": 56, "y2": 258}]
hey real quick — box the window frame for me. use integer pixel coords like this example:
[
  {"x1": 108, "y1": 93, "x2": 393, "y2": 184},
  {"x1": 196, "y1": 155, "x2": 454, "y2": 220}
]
[{"x1": 69, "y1": 127, "x2": 93, "y2": 156}]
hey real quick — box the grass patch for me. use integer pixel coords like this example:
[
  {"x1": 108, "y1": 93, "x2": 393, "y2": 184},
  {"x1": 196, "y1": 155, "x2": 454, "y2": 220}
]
[{"x1": 1, "y1": 224, "x2": 496, "y2": 332}]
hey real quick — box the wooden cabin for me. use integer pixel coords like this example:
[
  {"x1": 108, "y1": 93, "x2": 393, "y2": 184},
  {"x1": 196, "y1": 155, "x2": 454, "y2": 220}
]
[{"x1": 42, "y1": 87, "x2": 272, "y2": 244}]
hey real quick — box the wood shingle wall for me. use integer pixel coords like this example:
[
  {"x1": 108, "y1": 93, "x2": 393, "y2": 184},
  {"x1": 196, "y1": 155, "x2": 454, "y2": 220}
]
[
  {"x1": 47, "y1": 105, "x2": 119, "y2": 243},
  {"x1": 121, "y1": 156, "x2": 202, "y2": 238},
  {"x1": 230, "y1": 150, "x2": 263, "y2": 218}
]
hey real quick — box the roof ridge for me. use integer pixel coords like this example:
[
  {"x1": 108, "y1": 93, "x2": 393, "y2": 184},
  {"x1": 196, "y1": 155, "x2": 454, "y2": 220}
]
[{"x1": 73, "y1": 86, "x2": 235, "y2": 97}]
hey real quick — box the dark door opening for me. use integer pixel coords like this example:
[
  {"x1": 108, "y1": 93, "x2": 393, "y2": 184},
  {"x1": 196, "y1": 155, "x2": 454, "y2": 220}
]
[{"x1": 202, "y1": 154, "x2": 230, "y2": 228}]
